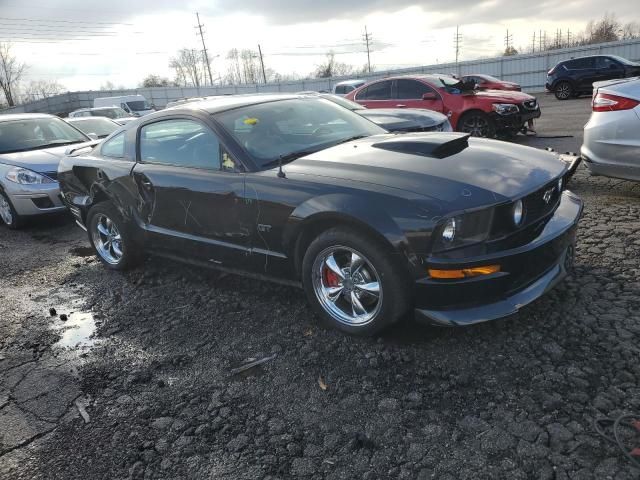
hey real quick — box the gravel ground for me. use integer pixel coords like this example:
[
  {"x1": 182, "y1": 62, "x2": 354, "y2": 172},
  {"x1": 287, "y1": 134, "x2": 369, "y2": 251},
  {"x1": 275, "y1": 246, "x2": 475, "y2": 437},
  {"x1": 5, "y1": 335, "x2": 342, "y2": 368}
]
[{"x1": 2, "y1": 97, "x2": 640, "y2": 479}]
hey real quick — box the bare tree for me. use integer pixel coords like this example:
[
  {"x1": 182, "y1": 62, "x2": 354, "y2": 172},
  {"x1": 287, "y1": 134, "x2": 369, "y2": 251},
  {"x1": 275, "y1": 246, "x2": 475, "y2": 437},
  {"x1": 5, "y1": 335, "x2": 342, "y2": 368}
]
[
  {"x1": 584, "y1": 13, "x2": 620, "y2": 44},
  {"x1": 503, "y1": 46, "x2": 519, "y2": 56},
  {"x1": 621, "y1": 21, "x2": 640, "y2": 40},
  {"x1": 313, "y1": 52, "x2": 354, "y2": 78},
  {"x1": 0, "y1": 42, "x2": 26, "y2": 107},
  {"x1": 22, "y1": 79, "x2": 65, "y2": 101},
  {"x1": 169, "y1": 49, "x2": 205, "y2": 87}
]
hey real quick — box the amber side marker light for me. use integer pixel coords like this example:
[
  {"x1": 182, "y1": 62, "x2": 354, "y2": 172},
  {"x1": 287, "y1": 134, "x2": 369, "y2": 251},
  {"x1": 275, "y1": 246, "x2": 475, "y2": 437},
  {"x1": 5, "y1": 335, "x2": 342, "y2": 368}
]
[{"x1": 429, "y1": 265, "x2": 501, "y2": 279}]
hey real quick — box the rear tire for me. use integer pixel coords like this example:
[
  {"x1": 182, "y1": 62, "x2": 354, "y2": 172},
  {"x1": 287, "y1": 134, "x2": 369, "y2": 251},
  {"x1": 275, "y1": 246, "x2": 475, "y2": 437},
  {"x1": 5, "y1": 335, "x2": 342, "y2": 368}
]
[
  {"x1": 0, "y1": 190, "x2": 25, "y2": 230},
  {"x1": 554, "y1": 81, "x2": 573, "y2": 100},
  {"x1": 302, "y1": 228, "x2": 411, "y2": 336},
  {"x1": 86, "y1": 202, "x2": 142, "y2": 271},
  {"x1": 457, "y1": 111, "x2": 496, "y2": 138}
]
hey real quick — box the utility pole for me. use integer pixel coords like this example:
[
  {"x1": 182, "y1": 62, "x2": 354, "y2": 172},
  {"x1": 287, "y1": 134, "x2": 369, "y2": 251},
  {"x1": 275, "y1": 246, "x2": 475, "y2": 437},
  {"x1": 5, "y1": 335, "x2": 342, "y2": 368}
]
[
  {"x1": 363, "y1": 26, "x2": 372, "y2": 73},
  {"x1": 195, "y1": 12, "x2": 213, "y2": 86},
  {"x1": 504, "y1": 28, "x2": 513, "y2": 54},
  {"x1": 453, "y1": 25, "x2": 462, "y2": 73},
  {"x1": 567, "y1": 29, "x2": 571, "y2": 47},
  {"x1": 257, "y1": 44, "x2": 267, "y2": 84},
  {"x1": 532, "y1": 31, "x2": 536, "y2": 53}
]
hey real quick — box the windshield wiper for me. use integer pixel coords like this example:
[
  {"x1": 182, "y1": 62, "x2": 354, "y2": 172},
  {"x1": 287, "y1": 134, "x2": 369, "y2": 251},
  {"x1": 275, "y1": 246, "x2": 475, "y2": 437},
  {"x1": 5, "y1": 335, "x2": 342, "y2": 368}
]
[
  {"x1": 261, "y1": 149, "x2": 319, "y2": 169},
  {"x1": 331, "y1": 134, "x2": 368, "y2": 146},
  {"x1": 31, "y1": 140, "x2": 85, "y2": 150}
]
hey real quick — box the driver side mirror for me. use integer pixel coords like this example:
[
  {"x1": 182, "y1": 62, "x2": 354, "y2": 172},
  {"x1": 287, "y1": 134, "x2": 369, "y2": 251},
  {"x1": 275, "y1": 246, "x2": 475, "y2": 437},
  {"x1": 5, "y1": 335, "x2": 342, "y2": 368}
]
[{"x1": 422, "y1": 92, "x2": 438, "y2": 100}]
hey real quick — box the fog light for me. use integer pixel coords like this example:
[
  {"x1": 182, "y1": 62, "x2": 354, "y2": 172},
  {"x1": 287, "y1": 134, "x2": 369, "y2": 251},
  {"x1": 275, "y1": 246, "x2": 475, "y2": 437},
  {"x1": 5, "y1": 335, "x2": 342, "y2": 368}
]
[
  {"x1": 512, "y1": 199, "x2": 524, "y2": 226},
  {"x1": 429, "y1": 264, "x2": 500, "y2": 279},
  {"x1": 442, "y1": 218, "x2": 457, "y2": 242}
]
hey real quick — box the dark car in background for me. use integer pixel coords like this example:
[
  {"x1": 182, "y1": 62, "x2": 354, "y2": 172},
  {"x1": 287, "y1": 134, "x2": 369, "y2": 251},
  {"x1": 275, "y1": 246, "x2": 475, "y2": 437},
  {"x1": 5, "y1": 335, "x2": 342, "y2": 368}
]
[
  {"x1": 460, "y1": 74, "x2": 521, "y2": 91},
  {"x1": 546, "y1": 55, "x2": 640, "y2": 100},
  {"x1": 58, "y1": 94, "x2": 582, "y2": 336},
  {"x1": 346, "y1": 75, "x2": 540, "y2": 137},
  {"x1": 308, "y1": 93, "x2": 452, "y2": 132}
]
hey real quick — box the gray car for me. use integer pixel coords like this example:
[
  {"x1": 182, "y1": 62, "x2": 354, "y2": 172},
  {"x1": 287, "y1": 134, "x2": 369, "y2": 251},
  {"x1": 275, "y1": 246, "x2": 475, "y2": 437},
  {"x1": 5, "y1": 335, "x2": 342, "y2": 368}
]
[
  {"x1": 581, "y1": 77, "x2": 640, "y2": 181},
  {"x1": 0, "y1": 113, "x2": 94, "y2": 228}
]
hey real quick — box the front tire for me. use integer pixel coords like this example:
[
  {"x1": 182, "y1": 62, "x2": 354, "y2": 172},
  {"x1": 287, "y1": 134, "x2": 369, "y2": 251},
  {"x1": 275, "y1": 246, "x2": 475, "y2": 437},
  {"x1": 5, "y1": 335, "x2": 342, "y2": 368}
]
[
  {"x1": 457, "y1": 111, "x2": 495, "y2": 138},
  {"x1": 302, "y1": 228, "x2": 411, "y2": 336},
  {"x1": 87, "y1": 202, "x2": 141, "y2": 270},
  {"x1": 0, "y1": 190, "x2": 25, "y2": 229},
  {"x1": 554, "y1": 81, "x2": 573, "y2": 100}
]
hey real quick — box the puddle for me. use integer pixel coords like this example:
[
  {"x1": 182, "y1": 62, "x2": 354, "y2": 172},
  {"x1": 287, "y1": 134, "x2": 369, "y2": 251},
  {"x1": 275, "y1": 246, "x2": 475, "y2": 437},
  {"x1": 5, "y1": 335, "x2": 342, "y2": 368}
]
[{"x1": 51, "y1": 310, "x2": 97, "y2": 350}]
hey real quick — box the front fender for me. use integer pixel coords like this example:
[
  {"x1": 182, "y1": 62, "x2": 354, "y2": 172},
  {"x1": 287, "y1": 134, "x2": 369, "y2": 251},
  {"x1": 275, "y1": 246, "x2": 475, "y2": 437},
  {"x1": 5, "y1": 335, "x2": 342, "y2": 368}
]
[{"x1": 282, "y1": 193, "x2": 425, "y2": 276}]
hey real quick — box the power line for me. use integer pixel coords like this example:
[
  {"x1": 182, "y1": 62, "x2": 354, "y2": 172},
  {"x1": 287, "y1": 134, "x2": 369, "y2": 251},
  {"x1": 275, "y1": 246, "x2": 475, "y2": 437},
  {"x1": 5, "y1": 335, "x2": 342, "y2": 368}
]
[
  {"x1": 363, "y1": 25, "x2": 372, "y2": 73},
  {"x1": 0, "y1": 15, "x2": 133, "y2": 26}
]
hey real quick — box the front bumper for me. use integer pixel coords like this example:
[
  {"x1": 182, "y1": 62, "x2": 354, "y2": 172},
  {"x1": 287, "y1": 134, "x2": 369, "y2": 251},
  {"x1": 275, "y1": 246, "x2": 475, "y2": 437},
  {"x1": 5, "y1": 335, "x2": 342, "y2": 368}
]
[
  {"x1": 491, "y1": 108, "x2": 541, "y2": 131},
  {"x1": 3, "y1": 181, "x2": 66, "y2": 216},
  {"x1": 414, "y1": 191, "x2": 583, "y2": 326}
]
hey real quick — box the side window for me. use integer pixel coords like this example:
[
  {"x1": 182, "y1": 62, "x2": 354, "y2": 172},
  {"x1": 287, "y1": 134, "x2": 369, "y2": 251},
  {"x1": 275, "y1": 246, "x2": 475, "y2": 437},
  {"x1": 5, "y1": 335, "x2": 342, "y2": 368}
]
[
  {"x1": 596, "y1": 57, "x2": 619, "y2": 69},
  {"x1": 396, "y1": 79, "x2": 435, "y2": 99},
  {"x1": 566, "y1": 58, "x2": 595, "y2": 69},
  {"x1": 335, "y1": 85, "x2": 347, "y2": 94},
  {"x1": 360, "y1": 80, "x2": 392, "y2": 100},
  {"x1": 139, "y1": 119, "x2": 221, "y2": 170},
  {"x1": 101, "y1": 132, "x2": 125, "y2": 159}
]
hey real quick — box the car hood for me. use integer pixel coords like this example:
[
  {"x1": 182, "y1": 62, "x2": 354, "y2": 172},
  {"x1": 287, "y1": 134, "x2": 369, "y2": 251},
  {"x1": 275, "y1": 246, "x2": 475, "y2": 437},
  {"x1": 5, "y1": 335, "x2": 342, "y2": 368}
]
[
  {"x1": 0, "y1": 142, "x2": 95, "y2": 173},
  {"x1": 469, "y1": 89, "x2": 534, "y2": 102},
  {"x1": 358, "y1": 108, "x2": 447, "y2": 129},
  {"x1": 285, "y1": 133, "x2": 565, "y2": 207}
]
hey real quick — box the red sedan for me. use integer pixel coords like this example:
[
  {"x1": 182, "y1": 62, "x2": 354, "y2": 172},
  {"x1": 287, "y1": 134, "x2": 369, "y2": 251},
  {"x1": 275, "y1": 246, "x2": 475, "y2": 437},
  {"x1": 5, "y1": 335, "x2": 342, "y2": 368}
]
[
  {"x1": 346, "y1": 74, "x2": 539, "y2": 137},
  {"x1": 460, "y1": 74, "x2": 521, "y2": 91}
]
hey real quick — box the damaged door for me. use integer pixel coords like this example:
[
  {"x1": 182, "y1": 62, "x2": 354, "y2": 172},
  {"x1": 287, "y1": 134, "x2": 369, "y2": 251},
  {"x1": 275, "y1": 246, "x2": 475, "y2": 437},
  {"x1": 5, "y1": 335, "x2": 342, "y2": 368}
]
[{"x1": 132, "y1": 117, "x2": 251, "y2": 265}]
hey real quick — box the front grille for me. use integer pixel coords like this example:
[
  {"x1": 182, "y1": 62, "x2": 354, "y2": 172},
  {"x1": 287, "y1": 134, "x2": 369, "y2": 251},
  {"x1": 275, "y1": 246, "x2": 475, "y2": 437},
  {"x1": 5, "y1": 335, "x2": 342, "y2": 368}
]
[
  {"x1": 522, "y1": 180, "x2": 561, "y2": 226},
  {"x1": 42, "y1": 171, "x2": 58, "y2": 181}
]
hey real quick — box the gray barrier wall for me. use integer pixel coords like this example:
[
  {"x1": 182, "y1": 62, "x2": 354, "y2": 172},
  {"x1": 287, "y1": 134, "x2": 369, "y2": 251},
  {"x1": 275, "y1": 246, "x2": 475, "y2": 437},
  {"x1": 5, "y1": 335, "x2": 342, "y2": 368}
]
[{"x1": 3, "y1": 38, "x2": 640, "y2": 115}]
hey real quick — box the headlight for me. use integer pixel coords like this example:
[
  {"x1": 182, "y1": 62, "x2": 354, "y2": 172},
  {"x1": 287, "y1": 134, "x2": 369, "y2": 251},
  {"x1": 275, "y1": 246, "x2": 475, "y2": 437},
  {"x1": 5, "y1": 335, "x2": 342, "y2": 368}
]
[
  {"x1": 433, "y1": 209, "x2": 493, "y2": 252},
  {"x1": 512, "y1": 199, "x2": 524, "y2": 226},
  {"x1": 492, "y1": 103, "x2": 519, "y2": 115},
  {"x1": 6, "y1": 167, "x2": 54, "y2": 185},
  {"x1": 442, "y1": 218, "x2": 457, "y2": 242}
]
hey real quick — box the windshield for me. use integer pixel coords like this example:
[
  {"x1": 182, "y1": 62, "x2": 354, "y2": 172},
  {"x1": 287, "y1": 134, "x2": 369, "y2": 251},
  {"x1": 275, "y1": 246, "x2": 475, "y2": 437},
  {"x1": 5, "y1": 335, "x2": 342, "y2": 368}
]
[
  {"x1": 215, "y1": 98, "x2": 384, "y2": 170},
  {"x1": 608, "y1": 55, "x2": 638, "y2": 66},
  {"x1": 68, "y1": 118, "x2": 119, "y2": 138},
  {"x1": 321, "y1": 94, "x2": 364, "y2": 111},
  {"x1": 0, "y1": 117, "x2": 88, "y2": 154},
  {"x1": 92, "y1": 107, "x2": 129, "y2": 119},
  {"x1": 126, "y1": 100, "x2": 152, "y2": 111}
]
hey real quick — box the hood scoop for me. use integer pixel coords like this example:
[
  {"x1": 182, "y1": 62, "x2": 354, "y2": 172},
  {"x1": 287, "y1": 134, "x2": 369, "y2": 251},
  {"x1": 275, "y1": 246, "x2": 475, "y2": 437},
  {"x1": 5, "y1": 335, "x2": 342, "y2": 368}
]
[{"x1": 372, "y1": 132, "x2": 470, "y2": 159}]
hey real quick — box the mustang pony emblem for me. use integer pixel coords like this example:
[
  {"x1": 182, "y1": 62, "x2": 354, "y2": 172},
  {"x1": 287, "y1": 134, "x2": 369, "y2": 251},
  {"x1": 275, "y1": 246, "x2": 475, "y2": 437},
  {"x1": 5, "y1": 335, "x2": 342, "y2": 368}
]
[{"x1": 543, "y1": 187, "x2": 555, "y2": 204}]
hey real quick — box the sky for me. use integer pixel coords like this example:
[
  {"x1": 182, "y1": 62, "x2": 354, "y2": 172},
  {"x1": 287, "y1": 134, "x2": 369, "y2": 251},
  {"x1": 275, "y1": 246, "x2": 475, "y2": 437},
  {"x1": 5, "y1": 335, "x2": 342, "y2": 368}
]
[{"x1": 1, "y1": 0, "x2": 638, "y2": 92}]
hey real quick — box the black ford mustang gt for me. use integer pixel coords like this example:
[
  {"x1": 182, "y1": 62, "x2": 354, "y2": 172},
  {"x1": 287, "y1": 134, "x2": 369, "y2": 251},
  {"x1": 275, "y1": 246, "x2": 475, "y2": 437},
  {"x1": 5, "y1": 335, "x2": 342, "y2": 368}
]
[{"x1": 58, "y1": 94, "x2": 583, "y2": 336}]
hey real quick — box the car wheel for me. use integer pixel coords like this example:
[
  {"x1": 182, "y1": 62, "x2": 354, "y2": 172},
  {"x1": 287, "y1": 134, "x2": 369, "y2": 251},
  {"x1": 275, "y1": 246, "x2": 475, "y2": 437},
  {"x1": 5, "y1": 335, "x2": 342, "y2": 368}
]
[
  {"x1": 457, "y1": 111, "x2": 495, "y2": 138},
  {"x1": 302, "y1": 228, "x2": 411, "y2": 336},
  {"x1": 87, "y1": 202, "x2": 142, "y2": 271},
  {"x1": 554, "y1": 81, "x2": 573, "y2": 100},
  {"x1": 0, "y1": 190, "x2": 25, "y2": 229}
]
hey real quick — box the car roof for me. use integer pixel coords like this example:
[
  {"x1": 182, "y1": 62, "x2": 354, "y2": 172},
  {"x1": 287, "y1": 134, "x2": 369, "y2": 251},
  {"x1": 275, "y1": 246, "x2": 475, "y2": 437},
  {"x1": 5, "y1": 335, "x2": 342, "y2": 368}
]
[
  {"x1": 0, "y1": 113, "x2": 54, "y2": 122},
  {"x1": 175, "y1": 93, "x2": 304, "y2": 114},
  {"x1": 335, "y1": 79, "x2": 366, "y2": 86},
  {"x1": 67, "y1": 116, "x2": 115, "y2": 122}
]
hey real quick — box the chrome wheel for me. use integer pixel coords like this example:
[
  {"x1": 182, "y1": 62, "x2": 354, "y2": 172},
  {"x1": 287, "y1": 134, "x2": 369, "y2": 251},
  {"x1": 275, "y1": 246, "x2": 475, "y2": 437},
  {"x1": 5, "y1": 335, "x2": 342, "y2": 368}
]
[
  {"x1": 91, "y1": 213, "x2": 123, "y2": 265},
  {"x1": 0, "y1": 194, "x2": 13, "y2": 225},
  {"x1": 311, "y1": 246, "x2": 382, "y2": 326},
  {"x1": 556, "y1": 83, "x2": 571, "y2": 100},
  {"x1": 461, "y1": 115, "x2": 491, "y2": 137}
]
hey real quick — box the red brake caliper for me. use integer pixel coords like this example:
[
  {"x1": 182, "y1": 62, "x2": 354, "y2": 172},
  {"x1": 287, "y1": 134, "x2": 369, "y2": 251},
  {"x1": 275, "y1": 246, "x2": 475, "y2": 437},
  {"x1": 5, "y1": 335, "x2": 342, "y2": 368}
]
[{"x1": 323, "y1": 267, "x2": 340, "y2": 287}]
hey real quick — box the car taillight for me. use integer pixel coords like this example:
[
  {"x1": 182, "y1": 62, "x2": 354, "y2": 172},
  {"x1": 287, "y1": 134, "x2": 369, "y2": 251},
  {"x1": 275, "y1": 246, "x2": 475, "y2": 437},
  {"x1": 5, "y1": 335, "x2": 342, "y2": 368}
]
[
  {"x1": 592, "y1": 93, "x2": 640, "y2": 112},
  {"x1": 547, "y1": 67, "x2": 556, "y2": 75}
]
